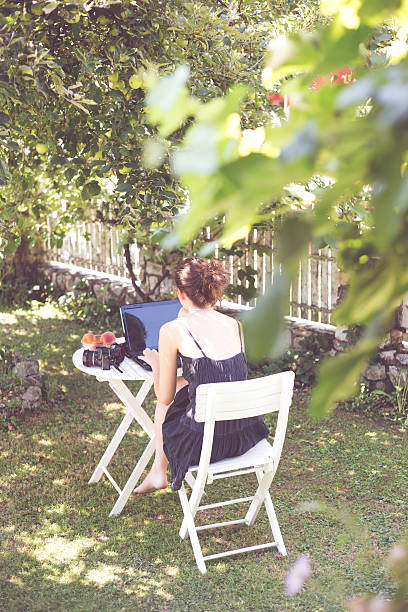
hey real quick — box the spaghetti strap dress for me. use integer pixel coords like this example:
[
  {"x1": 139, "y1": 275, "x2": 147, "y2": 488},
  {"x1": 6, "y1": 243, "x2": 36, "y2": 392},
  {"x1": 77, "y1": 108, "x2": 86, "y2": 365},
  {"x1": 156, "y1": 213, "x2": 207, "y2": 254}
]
[{"x1": 162, "y1": 320, "x2": 270, "y2": 491}]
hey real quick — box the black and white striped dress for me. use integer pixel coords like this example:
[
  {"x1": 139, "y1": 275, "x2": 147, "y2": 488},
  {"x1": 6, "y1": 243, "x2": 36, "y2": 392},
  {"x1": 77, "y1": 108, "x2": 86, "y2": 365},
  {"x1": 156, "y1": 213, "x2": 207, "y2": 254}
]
[{"x1": 162, "y1": 321, "x2": 269, "y2": 491}]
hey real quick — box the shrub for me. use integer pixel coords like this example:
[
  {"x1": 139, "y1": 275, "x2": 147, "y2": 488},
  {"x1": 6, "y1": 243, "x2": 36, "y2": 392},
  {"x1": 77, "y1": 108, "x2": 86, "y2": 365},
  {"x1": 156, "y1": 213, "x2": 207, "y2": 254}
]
[
  {"x1": 0, "y1": 345, "x2": 17, "y2": 374},
  {"x1": 0, "y1": 366, "x2": 30, "y2": 431},
  {"x1": 0, "y1": 277, "x2": 62, "y2": 308},
  {"x1": 344, "y1": 381, "x2": 408, "y2": 428},
  {"x1": 0, "y1": 278, "x2": 31, "y2": 307},
  {"x1": 248, "y1": 334, "x2": 332, "y2": 387},
  {"x1": 57, "y1": 280, "x2": 122, "y2": 332}
]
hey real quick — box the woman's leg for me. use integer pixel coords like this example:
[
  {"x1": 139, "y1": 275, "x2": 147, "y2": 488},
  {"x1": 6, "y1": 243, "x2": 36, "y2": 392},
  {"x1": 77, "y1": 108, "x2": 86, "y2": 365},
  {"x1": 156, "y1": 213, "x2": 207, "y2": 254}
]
[{"x1": 135, "y1": 377, "x2": 188, "y2": 494}]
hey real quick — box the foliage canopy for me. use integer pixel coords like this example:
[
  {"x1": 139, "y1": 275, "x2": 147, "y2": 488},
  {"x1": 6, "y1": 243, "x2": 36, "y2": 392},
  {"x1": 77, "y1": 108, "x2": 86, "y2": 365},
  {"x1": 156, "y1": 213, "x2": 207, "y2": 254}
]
[
  {"x1": 0, "y1": 0, "x2": 322, "y2": 297},
  {"x1": 144, "y1": 0, "x2": 408, "y2": 416}
]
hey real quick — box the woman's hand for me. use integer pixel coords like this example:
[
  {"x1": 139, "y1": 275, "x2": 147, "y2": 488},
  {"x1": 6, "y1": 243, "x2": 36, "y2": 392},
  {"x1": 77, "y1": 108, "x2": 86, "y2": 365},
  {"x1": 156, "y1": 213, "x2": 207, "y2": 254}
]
[{"x1": 141, "y1": 348, "x2": 160, "y2": 371}]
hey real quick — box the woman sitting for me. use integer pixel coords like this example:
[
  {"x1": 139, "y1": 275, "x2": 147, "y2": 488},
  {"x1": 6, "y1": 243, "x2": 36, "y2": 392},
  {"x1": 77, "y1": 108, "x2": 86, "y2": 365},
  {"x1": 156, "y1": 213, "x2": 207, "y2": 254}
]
[{"x1": 135, "y1": 256, "x2": 269, "y2": 493}]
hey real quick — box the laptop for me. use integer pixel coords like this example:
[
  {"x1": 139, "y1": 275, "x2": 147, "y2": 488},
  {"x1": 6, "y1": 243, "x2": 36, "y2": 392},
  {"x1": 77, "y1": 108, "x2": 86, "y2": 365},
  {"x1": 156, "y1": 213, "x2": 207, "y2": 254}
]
[{"x1": 120, "y1": 299, "x2": 182, "y2": 370}]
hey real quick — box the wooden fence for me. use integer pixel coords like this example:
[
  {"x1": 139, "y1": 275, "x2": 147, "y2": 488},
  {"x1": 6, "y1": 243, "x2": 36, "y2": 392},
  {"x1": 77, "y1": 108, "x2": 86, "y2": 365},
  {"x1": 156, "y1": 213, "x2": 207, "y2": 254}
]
[{"x1": 47, "y1": 217, "x2": 340, "y2": 324}]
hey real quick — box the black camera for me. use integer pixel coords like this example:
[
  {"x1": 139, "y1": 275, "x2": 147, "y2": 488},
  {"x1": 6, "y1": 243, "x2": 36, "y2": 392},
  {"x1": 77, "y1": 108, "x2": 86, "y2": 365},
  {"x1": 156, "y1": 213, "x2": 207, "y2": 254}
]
[{"x1": 82, "y1": 343, "x2": 126, "y2": 371}]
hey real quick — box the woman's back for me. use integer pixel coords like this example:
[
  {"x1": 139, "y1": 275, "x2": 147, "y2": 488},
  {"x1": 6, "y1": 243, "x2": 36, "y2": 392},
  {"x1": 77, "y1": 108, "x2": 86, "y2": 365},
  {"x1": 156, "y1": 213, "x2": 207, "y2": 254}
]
[
  {"x1": 171, "y1": 308, "x2": 243, "y2": 361},
  {"x1": 177, "y1": 313, "x2": 248, "y2": 430}
]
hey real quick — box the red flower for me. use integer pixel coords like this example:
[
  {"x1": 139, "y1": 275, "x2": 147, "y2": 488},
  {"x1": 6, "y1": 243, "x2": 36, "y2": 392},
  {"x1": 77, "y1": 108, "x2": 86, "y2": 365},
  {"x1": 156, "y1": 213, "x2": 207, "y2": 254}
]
[
  {"x1": 310, "y1": 75, "x2": 329, "y2": 90},
  {"x1": 332, "y1": 66, "x2": 355, "y2": 85},
  {"x1": 310, "y1": 66, "x2": 355, "y2": 91},
  {"x1": 268, "y1": 92, "x2": 290, "y2": 107},
  {"x1": 268, "y1": 92, "x2": 283, "y2": 105}
]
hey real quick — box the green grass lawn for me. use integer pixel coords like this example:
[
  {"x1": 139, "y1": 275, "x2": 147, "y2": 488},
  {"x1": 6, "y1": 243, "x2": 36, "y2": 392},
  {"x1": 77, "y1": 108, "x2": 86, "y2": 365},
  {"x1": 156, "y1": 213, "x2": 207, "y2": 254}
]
[{"x1": 0, "y1": 304, "x2": 407, "y2": 611}]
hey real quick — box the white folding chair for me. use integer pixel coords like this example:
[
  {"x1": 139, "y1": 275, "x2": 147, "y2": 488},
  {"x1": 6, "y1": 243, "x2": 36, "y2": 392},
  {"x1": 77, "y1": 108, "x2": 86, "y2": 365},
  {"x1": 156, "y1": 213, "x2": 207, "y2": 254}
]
[{"x1": 177, "y1": 370, "x2": 295, "y2": 574}]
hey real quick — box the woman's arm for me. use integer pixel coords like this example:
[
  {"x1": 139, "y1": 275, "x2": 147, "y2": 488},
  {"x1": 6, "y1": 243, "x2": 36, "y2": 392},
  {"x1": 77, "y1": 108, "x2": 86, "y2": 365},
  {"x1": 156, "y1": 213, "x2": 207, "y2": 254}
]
[
  {"x1": 238, "y1": 320, "x2": 245, "y2": 351},
  {"x1": 142, "y1": 322, "x2": 178, "y2": 405}
]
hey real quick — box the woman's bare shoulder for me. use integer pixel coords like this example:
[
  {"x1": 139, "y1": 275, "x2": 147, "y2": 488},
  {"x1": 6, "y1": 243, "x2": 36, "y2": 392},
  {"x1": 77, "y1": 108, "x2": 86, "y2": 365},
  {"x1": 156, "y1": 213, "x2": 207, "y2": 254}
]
[
  {"x1": 162, "y1": 318, "x2": 184, "y2": 337},
  {"x1": 214, "y1": 310, "x2": 240, "y2": 326}
]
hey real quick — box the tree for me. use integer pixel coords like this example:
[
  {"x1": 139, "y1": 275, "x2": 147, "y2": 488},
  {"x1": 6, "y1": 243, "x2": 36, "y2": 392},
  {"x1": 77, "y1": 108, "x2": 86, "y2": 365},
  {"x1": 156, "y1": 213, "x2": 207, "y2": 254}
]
[
  {"x1": 0, "y1": 0, "x2": 322, "y2": 296},
  {"x1": 144, "y1": 0, "x2": 408, "y2": 416}
]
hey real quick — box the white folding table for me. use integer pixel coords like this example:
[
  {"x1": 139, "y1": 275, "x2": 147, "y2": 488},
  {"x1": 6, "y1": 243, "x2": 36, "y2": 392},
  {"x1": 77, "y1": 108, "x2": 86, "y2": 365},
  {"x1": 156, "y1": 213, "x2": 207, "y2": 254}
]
[
  {"x1": 72, "y1": 343, "x2": 191, "y2": 516},
  {"x1": 72, "y1": 344, "x2": 157, "y2": 516}
]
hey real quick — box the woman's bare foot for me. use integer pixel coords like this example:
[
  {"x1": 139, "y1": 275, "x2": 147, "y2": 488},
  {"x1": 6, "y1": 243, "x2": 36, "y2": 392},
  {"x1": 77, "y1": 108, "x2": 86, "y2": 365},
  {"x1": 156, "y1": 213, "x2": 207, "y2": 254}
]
[{"x1": 134, "y1": 468, "x2": 168, "y2": 494}]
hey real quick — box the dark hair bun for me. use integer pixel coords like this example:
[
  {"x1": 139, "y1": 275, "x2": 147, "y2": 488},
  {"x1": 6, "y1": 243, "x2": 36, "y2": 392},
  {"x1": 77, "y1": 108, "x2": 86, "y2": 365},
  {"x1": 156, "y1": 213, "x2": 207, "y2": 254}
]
[{"x1": 174, "y1": 257, "x2": 229, "y2": 307}]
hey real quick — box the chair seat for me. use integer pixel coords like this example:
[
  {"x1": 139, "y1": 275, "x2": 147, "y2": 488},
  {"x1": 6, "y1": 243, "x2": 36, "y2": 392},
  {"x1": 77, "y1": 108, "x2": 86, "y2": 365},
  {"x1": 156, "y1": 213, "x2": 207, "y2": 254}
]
[{"x1": 189, "y1": 438, "x2": 275, "y2": 475}]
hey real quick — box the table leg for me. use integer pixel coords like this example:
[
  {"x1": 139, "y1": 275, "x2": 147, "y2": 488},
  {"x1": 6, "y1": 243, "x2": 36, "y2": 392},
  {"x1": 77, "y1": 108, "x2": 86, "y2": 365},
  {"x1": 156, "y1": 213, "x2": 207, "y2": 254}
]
[
  {"x1": 109, "y1": 436, "x2": 156, "y2": 516},
  {"x1": 89, "y1": 378, "x2": 154, "y2": 485},
  {"x1": 89, "y1": 410, "x2": 136, "y2": 484},
  {"x1": 108, "y1": 379, "x2": 154, "y2": 438}
]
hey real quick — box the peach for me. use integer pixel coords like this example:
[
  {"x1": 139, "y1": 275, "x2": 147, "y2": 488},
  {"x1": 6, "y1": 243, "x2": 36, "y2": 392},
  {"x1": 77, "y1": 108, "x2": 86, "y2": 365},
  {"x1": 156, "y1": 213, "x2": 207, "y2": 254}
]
[
  {"x1": 82, "y1": 332, "x2": 96, "y2": 346},
  {"x1": 99, "y1": 331, "x2": 116, "y2": 346}
]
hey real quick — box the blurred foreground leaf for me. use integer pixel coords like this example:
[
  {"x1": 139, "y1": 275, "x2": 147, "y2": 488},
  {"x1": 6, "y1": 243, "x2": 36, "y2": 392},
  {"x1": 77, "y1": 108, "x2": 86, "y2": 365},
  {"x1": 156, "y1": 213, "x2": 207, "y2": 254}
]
[{"x1": 242, "y1": 272, "x2": 290, "y2": 362}]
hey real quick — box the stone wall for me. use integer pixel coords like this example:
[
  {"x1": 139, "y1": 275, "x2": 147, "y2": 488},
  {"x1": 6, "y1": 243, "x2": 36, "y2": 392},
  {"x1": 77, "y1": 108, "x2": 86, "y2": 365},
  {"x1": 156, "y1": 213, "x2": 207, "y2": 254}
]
[
  {"x1": 38, "y1": 262, "x2": 147, "y2": 306},
  {"x1": 284, "y1": 318, "x2": 408, "y2": 392},
  {"x1": 38, "y1": 262, "x2": 408, "y2": 391},
  {"x1": 6, "y1": 359, "x2": 45, "y2": 420}
]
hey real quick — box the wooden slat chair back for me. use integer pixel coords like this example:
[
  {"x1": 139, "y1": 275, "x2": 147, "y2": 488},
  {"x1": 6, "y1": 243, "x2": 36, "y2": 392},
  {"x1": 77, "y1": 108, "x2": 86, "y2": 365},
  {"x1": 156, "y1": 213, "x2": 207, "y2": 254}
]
[{"x1": 177, "y1": 370, "x2": 295, "y2": 574}]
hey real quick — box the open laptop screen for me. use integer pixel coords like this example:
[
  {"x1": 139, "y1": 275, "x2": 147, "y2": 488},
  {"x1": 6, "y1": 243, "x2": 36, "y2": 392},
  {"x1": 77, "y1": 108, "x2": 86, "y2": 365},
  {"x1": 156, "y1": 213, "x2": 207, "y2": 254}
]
[{"x1": 120, "y1": 299, "x2": 181, "y2": 357}]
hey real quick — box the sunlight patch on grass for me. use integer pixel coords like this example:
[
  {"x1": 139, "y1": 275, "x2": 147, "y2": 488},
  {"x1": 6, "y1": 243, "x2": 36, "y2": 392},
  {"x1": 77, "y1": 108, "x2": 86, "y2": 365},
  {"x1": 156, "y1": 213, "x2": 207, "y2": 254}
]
[
  {"x1": 156, "y1": 588, "x2": 173, "y2": 602},
  {"x1": 33, "y1": 536, "x2": 94, "y2": 563},
  {"x1": 103, "y1": 403, "x2": 123, "y2": 413},
  {"x1": 21, "y1": 463, "x2": 38, "y2": 473},
  {"x1": 103, "y1": 550, "x2": 119, "y2": 557},
  {"x1": 46, "y1": 504, "x2": 67, "y2": 515},
  {"x1": 89, "y1": 432, "x2": 107, "y2": 442},
  {"x1": 8, "y1": 575, "x2": 24, "y2": 587},
  {"x1": 52, "y1": 478, "x2": 67, "y2": 486},
  {"x1": 38, "y1": 438, "x2": 53, "y2": 446},
  {"x1": 85, "y1": 564, "x2": 122, "y2": 585},
  {"x1": 365, "y1": 432, "x2": 377, "y2": 438}
]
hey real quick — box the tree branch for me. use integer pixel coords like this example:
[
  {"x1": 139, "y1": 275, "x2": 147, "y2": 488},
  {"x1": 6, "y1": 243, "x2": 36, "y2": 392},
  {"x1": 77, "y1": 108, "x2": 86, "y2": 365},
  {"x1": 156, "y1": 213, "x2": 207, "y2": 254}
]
[
  {"x1": 150, "y1": 267, "x2": 170, "y2": 297},
  {"x1": 123, "y1": 243, "x2": 151, "y2": 302}
]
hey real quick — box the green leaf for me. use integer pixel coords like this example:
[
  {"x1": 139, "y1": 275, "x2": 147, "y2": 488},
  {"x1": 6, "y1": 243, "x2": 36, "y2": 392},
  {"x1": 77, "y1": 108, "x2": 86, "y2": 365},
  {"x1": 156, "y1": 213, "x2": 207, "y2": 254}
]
[
  {"x1": 151, "y1": 228, "x2": 169, "y2": 244},
  {"x1": 65, "y1": 168, "x2": 76, "y2": 182},
  {"x1": 43, "y1": 1, "x2": 60, "y2": 16},
  {"x1": 309, "y1": 336, "x2": 379, "y2": 418},
  {"x1": 241, "y1": 271, "x2": 291, "y2": 361},
  {"x1": 159, "y1": 190, "x2": 176, "y2": 200},
  {"x1": 277, "y1": 214, "x2": 312, "y2": 267},
  {"x1": 358, "y1": 0, "x2": 403, "y2": 26},
  {"x1": 334, "y1": 264, "x2": 408, "y2": 325},
  {"x1": 116, "y1": 183, "x2": 133, "y2": 193},
  {"x1": 0, "y1": 158, "x2": 11, "y2": 181},
  {"x1": 81, "y1": 180, "x2": 101, "y2": 199},
  {"x1": 70, "y1": 100, "x2": 91, "y2": 115},
  {"x1": 146, "y1": 65, "x2": 199, "y2": 137}
]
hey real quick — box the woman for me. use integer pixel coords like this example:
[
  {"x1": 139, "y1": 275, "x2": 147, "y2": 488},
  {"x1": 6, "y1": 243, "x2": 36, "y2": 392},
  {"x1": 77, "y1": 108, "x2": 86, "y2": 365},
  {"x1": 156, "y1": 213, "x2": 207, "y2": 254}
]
[{"x1": 135, "y1": 257, "x2": 269, "y2": 493}]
